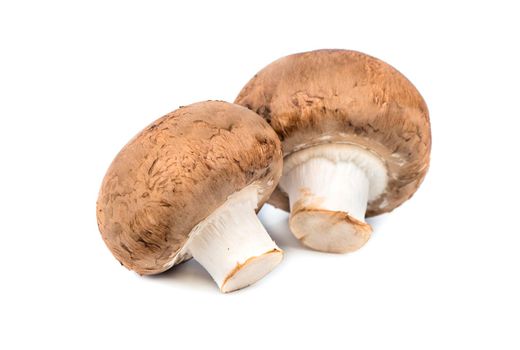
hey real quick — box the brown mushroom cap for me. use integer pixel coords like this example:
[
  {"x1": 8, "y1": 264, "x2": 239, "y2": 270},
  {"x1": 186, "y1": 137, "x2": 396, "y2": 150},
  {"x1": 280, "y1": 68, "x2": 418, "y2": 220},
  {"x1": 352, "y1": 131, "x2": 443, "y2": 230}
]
[
  {"x1": 235, "y1": 49, "x2": 431, "y2": 216},
  {"x1": 96, "y1": 101, "x2": 283, "y2": 275}
]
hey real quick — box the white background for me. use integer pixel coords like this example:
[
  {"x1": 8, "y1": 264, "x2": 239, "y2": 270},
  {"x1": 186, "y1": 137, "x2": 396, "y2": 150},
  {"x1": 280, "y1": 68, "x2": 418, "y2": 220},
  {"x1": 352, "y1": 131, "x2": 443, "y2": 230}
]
[{"x1": 1, "y1": 1, "x2": 519, "y2": 349}]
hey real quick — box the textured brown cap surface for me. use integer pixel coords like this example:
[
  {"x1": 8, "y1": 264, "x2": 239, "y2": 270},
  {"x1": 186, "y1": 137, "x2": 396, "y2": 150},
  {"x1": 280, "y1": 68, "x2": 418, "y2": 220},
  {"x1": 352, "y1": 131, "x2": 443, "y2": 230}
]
[
  {"x1": 235, "y1": 49, "x2": 431, "y2": 216},
  {"x1": 96, "y1": 101, "x2": 282, "y2": 275}
]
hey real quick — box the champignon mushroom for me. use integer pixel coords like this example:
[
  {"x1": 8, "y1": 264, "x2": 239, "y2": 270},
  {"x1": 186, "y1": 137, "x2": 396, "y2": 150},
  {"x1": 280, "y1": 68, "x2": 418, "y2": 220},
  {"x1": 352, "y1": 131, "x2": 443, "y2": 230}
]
[
  {"x1": 96, "y1": 101, "x2": 284, "y2": 292},
  {"x1": 235, "y1": 49, "x2": 431, "y2": 253}
]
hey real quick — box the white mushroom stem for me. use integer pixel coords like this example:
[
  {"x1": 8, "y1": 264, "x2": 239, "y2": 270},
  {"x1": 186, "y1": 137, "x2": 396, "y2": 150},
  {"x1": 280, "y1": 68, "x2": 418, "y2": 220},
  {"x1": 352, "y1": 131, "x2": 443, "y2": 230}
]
[
  {"x1": 185, "y1": 185, "x2": 282, "y2": 293},
  {"x1": 279, "y1": 144, "x2": 388, "y2": 253},
  {"x1": 282, "y1": 158, "x2": 371, "y2": 221}
]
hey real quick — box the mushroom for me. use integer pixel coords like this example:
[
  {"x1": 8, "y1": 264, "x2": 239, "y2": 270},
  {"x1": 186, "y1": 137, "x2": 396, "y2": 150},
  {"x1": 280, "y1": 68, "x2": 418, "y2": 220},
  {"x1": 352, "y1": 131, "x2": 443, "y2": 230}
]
[
  {"x1": 96, "y1": 101, "x2": 284, "y2": 292},
  {"x1": 235, "y1": 49, "x2": 431, "y2": 253}
]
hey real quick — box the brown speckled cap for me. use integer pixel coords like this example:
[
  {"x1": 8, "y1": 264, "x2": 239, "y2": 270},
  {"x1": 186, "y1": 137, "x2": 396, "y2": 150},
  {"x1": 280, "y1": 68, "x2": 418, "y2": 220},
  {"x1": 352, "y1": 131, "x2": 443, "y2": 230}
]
[
  {"x1": 235, "y1": 49, "x2": 431, "y2": 216},
  {"x1": 96, "y1": 101, "x2": 282, "y2": 275}
]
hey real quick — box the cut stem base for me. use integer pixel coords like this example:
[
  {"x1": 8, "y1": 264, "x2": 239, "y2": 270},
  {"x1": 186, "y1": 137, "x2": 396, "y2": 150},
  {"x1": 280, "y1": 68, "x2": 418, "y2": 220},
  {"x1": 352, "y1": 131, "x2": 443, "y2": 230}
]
[{"x1": 290, "y1": 208, "x2": 372, "y2": 253}]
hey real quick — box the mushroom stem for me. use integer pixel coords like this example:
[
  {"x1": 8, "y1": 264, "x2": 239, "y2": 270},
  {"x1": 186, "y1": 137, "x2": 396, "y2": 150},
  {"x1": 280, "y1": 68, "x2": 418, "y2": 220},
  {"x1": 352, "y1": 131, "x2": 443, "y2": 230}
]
[
  {"x1": 186, "y1": 185, "x2": 283, "y2": 293},
  {"x1": 279, "y1": 144, "x2": 388, "y2": 253}
]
